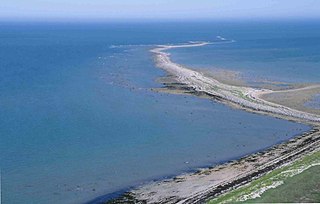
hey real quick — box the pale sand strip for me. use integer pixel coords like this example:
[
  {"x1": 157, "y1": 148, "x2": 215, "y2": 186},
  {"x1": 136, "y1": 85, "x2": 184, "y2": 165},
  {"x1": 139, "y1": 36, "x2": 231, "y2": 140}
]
[
  {"x1": 106, "y1": 42, "x2": 320, "y2": 204},
  {"x1": 110, "y1": 128, "x2": 320, "y2": 204},
  {"x1": 131, "y1": 129, "x2": 320, "y2": 204},
  {"x1": 150, "y1": 42, "x2": 320, "y2": 125}
]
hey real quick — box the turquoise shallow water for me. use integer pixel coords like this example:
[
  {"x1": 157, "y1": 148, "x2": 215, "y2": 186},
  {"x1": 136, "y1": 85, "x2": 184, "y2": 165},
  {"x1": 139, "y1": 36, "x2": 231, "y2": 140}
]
[{"x1": 0, "y1": 22, "x2": 311, "y2": 204}]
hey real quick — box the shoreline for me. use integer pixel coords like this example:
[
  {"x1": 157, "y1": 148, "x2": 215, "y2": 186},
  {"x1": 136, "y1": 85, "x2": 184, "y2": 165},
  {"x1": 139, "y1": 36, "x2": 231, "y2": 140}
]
[
  {"x1": 150, "y1": 42, "x2": 320, "y2": 125},
  {"x1": 87, "y1": 127, "x2": 310, "y2": 204},
  {"x1": 102, "y1": 42, "x2": 320, "y2": 203},
  {"x1": 106, "y1": 127, "x2": 319, "y2": 204}
]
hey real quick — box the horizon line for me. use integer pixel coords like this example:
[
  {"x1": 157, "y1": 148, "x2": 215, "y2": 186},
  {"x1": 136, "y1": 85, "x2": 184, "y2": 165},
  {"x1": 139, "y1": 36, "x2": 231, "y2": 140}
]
[{"x1": 1, "y1": 16, "x2": 320, "y2": 24}]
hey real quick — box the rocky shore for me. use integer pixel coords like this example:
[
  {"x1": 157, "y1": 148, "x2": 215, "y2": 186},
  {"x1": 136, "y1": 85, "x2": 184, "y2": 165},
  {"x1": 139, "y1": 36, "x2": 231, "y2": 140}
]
[
  {"x1": 107, "y1": 127, "x2": 320, "y2": 204},
  {"x1": 150, "y1": 42, "x2": 320, "y2": 125},
  {"x1": 105, "y1": 42, "x2": 320, "y2": 204}
]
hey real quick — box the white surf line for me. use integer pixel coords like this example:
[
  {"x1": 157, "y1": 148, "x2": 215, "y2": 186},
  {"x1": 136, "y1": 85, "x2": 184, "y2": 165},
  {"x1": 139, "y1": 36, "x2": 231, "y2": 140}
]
[
  {"x1": 109, "y1": 44, "x2": 158, "y2": 49},
  {"x1": 151, "y1": 42, "x2": 320, "y2": 124}
]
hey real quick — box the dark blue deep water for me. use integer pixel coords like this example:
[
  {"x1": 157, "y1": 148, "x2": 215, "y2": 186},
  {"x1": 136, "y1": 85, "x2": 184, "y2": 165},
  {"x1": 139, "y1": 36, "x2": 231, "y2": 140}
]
[{"x1": 0, "y1": 21, "x2": 313, "y2": 204}]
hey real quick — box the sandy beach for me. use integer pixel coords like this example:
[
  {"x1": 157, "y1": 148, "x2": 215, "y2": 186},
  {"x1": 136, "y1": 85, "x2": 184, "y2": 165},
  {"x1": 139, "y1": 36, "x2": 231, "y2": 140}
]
[
  {"x1": 107, "y1": 42, "x2": 320, "y2": 204},
  {"x1": 124, "y1": 128, "x2": 320, "y2": 204},
  {"x1": 150, "y1": 42, "x2": 320, "y2": 125}
]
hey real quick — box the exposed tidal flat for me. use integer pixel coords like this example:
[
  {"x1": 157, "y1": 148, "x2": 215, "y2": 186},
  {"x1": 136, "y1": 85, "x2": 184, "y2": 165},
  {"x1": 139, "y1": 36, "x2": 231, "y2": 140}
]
[
  {"x1": 305, "y1": 94, "x2": 320, "y2": 110},
  {"x1": 107, "y1": 23, "x2": 320, "y2": 202},
  {"x1": 151, "y1": 42, "x2": 320, "y2": 124},
  {"x1": 107, "y1": 40, "x2": 319, "y2": 203},
  {"x1": 1, "y1": 22, "x2": 319, "y2": 204}
]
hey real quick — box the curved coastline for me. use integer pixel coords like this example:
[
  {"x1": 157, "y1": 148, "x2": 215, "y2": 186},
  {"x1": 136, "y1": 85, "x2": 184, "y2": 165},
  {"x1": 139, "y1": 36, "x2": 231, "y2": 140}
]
[
  {"x1": 102, "y1": 42, "x2": 320, "y2": 204},
  {"x1": 150, "y1": 42, "x2": 320, "y2": 125},
  {"x1": 105, "y1": 128, "x2": 320, "y2": 204}
]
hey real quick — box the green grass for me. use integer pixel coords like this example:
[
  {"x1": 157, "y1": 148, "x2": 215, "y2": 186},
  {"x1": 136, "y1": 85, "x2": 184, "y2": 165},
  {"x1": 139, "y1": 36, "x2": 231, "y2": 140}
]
[
  {"x1": 246, "y1": 165, "x2": 320, "y2": 203},
  {"x1": 232, "y1": 90, "x2": 256, "y2": 103},
  {"x1": 208, "y1": 151, "x2": 320, "y2": 204}
]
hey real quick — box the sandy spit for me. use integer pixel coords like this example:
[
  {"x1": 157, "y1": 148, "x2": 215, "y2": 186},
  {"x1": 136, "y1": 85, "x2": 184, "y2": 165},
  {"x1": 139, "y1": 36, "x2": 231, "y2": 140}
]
[{"x1": 105, "y1": 42, "x2": 320, "y2": 204}]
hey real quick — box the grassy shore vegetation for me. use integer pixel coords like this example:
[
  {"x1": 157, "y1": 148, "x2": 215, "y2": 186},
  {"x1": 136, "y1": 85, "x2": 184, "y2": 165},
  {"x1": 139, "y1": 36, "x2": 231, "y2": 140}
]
[{"x1": 208, "y1": 150, "x2": 320, "y2": 204}]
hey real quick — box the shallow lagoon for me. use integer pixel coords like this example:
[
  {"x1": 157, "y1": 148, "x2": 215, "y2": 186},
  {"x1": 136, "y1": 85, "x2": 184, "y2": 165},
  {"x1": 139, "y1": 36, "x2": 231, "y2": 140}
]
[{"x1": 0, "y1": 22, "x2": 311, "y2": 203}]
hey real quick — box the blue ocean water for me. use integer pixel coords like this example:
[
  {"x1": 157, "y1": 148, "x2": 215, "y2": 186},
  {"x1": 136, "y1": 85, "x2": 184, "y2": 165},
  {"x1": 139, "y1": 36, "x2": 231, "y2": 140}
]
[
  {"x1": 0, "y1": 22, "x2": 311, "y2": 204},
  {"x1": 169, "y1": 21, "x2": 320, "y2": 84}
]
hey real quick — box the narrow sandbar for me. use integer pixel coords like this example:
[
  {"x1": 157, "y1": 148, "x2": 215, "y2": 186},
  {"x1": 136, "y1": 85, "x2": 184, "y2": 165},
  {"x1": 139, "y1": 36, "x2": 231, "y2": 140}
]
[{"x1": 106, "y1": 42, "x2": 320, "y2": 204}]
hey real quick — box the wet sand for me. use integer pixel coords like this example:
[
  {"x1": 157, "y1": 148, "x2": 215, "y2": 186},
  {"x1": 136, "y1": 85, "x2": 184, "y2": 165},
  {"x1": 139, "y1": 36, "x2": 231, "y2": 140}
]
[
  {"x1": 260, "y1": 85, "x2": 320, "y2": 115},
  {"x1": 106, "y1": 42, "x2": 320, "y2": 204},
  {"x1": 150, "y1": 42, "x2": 320, "y2": 125}
]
